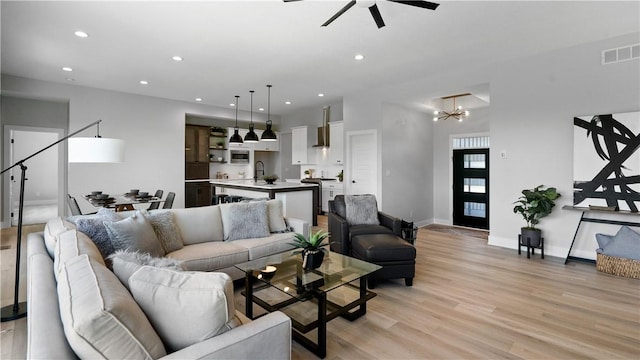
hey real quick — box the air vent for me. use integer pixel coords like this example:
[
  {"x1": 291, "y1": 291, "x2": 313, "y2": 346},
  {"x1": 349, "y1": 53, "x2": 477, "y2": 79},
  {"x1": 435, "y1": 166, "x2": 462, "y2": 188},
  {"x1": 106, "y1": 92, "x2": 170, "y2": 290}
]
[{"x1": 602, "y1": 43, "x2": 639, "y2": 65}]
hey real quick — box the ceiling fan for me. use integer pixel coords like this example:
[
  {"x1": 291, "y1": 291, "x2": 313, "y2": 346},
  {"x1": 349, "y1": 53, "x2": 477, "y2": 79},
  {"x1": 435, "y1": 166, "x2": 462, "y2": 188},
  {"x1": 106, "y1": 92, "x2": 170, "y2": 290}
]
[{"x1": 284, "y1": 0, "x2": 440, "y2": 29}]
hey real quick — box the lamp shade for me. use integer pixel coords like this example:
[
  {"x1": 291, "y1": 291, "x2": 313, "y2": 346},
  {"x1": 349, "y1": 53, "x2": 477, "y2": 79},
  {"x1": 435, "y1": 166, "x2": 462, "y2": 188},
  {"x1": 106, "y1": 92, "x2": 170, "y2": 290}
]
[{"x1": 68, "y1": 137, "x2": 125, "y2": 163}]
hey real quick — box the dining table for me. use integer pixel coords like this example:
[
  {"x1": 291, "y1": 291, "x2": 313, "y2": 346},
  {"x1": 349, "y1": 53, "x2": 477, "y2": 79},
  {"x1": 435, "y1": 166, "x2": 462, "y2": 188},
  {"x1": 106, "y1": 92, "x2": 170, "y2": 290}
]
[{"x1": 83, "y1": 193, "x2": 164, "y2": 212}]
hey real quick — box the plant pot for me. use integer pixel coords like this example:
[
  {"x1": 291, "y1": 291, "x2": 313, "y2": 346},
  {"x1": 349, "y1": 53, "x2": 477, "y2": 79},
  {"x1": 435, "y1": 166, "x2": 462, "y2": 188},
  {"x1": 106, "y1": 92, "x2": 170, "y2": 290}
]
[
  {"x1": 520, "y1": 228, "x2": 542, "y2": 248},
  {"x1": 302, "y1": 249, "x2": 324, "y2": 270}
]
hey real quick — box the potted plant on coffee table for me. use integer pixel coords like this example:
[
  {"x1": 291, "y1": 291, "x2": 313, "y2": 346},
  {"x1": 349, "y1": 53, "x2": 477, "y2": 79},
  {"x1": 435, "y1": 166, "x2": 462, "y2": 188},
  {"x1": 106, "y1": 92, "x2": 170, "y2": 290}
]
[
  {"x1": 513, "y1": 185, "x2": 561, "y2": 247},
  {"x1": 291, "y1": 230, "x2": 329, "y2": 270}
]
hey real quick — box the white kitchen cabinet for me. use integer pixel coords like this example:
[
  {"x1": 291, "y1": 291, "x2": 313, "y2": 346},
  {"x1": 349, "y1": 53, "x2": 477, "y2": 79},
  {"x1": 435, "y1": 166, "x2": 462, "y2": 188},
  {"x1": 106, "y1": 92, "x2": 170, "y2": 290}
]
[
  {"x1": 253, "y1": 129, "x2": 280, "y2": 151},
  {"x1": 328, "y1": 121, "x2": 344, "y2": 165},
  {"x1": 291, "y1": 126, "x2": 312, "y2": 165},
  {"x1": 321, "y1": 182, "x2": 344, "y2": 213}
]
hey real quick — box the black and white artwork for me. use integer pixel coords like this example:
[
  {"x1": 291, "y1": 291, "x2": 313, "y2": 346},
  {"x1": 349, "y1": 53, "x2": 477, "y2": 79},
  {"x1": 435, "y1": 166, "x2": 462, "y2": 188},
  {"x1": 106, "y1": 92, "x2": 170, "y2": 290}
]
[{"x1": 573, "y1": 111, "x2": 640, "y2": 212}]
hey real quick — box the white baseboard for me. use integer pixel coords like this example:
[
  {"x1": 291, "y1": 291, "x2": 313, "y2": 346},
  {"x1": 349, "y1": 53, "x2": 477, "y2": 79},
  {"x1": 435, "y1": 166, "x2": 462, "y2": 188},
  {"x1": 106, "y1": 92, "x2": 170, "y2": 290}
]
[{"x1": 488, "y1": 234, "x2": 577, "y2": 259}]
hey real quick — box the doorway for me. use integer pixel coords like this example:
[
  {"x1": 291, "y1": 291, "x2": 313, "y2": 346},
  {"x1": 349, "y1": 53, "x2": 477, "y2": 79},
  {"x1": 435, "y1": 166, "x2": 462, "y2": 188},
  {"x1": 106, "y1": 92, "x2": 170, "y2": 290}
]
[
  {"x1": 347, "y1": 130, "x2": 378, "y2": 197},
  {"x1": 6, "y1": 128, "x2": 63, "y2": 225},
  {"x1": 453, "y1": 148, "x2": 489, "y2": 229}
]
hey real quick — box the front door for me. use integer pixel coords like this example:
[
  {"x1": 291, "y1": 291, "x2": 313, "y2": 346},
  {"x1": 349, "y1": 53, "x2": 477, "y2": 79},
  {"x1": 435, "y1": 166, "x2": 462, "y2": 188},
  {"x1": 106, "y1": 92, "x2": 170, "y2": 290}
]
[{"x1": 453, "y1": 149, "x2": 489, "y2": 229}]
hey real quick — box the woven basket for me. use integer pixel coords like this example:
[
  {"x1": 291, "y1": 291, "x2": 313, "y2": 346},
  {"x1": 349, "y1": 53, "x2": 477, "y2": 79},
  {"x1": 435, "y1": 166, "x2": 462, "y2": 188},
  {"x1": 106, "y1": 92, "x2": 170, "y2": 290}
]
[{"x1": 596, "y1": 253, "x2": 640, "y2": 279}]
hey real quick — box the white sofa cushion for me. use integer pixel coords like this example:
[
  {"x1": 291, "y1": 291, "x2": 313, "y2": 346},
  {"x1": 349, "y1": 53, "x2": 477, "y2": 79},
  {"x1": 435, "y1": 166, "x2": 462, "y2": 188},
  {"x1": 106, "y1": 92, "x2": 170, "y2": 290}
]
[
  {"x1": 232, "y1": 232, "x2": 297, "y2": 260},
  {"x1": 104, "y1": 210, "x2": 165, "y2": 257},
  {"x1": 129, "y1": 267, "x2": 239, "y2": 352},
  {"x1": 171, "y1": 206, "x2": 224, "y2": 245},
  {"x1": 220, "y1": 201, "x2": 270, "y2": 241},
  {"x1": 54, "y1": 229, "x2": 105, "y2": 278},
  {"x1": 57, "y1": 254, "x2": 166, "y2": 359},
  {"x1": 109, "y1": 250, "x2": 185, "y2": 290},
  {"x1": 44, "y1": 217, "x2": 75, "y2": 258},
  {"x1": 167, "y1": 241, "x2": 249, "y2": 272}
]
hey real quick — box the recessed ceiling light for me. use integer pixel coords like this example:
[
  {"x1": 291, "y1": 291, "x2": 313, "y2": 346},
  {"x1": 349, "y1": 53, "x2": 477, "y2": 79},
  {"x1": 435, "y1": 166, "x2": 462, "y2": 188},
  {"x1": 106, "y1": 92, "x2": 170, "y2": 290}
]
[
  {"x1": 355, "y1": 54, "x2": 365, "y2": 60},
  {"x1": 66, "y1": 78, "x2": 75, "y2": 82},
  {"x1": 62, "y1": 67, "x2": 73, "y2": 72},
  {"x1": 318, "y1": 93, "x2": 324, "y2": 97},
  {"x1": 139, "y1": 80, "x2": 149, "y2": 85},
  {"x1": 172, "y1": 56, "x2": 183, "y2": 61},
  {"x1": 230, "y1": 103, "x2": 235, "y2": 107},
  {"x1": 74, "y1": 31, "x2": 89, "y2": 38},
  {"x1": 285, "y1": 101, "x2": 291, "y2": 105},
  {"x1": 258, "y1": 108, "x2": 264, "y2": 111},
  {"x1": 195, "y1": 98, "x2": 202, "y2": 102}
]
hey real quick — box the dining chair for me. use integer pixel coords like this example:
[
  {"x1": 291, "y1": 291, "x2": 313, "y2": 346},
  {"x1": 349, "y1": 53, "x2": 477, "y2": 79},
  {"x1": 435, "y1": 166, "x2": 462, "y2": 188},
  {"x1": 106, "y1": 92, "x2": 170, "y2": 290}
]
[
  {"x1": 147, "y1": 189, "x2": 164, "y2": 210},
  {"x1": 162, "y1": 192, "x2": 175, "y2": 209}
]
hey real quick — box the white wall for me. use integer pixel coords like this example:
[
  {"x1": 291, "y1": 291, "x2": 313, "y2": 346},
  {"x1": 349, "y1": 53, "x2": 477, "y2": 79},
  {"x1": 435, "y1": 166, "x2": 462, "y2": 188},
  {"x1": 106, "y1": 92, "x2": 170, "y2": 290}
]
[
  {"x1": 488, "y1": 32, "x2": 640, "y2": 259},
  {"x1": 1, "y1": 74, "x2": 279, "y2": 215}
]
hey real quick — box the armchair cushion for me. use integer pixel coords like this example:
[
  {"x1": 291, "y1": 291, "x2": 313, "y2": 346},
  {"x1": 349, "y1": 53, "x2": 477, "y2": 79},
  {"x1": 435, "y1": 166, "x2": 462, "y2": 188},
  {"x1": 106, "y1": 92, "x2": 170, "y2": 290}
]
[
  {"x1": 350, "y1": 224, "x2": 395, "y2": 238},
  {"x1": 345, "y1": 194, "x2": 379, "y2": 225}
]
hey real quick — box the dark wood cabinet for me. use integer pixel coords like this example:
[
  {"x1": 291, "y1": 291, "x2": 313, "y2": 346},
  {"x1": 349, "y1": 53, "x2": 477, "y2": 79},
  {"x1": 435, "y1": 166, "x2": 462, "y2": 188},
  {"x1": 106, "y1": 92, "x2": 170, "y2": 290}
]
[
  {"x1": 185, "y1": 125, "x2": 210, "y2": 163},
  {"x1": 185, "y1": 182, "x2": 211, "y2": 208}
]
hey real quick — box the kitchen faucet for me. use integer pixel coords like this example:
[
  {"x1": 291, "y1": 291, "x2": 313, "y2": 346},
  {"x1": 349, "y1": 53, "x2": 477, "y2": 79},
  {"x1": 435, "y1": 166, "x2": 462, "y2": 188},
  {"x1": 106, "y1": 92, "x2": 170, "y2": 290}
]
[{"x1": 254, "y1": 161, "x2": 265, "y2": 182}]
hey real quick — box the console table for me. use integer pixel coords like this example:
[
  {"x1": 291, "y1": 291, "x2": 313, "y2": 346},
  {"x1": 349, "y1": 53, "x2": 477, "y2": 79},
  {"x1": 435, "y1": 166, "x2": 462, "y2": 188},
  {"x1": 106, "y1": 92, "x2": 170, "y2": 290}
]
[{"x1": 563, "y1": 205, "x2": 640, "y2": 264}]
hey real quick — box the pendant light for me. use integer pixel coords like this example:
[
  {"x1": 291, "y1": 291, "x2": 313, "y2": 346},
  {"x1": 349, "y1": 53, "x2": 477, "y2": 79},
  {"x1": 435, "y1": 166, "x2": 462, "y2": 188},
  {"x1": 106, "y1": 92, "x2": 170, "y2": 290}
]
[
  {"x1": 244, "y1": 90, "x2": 259, "y2": 143},
  {"x1": 229, "y1": 95, "x2": 243, "y2": 144},
  {"x1": 261, "y1": 84, "x2": 277, "y2": 141}
]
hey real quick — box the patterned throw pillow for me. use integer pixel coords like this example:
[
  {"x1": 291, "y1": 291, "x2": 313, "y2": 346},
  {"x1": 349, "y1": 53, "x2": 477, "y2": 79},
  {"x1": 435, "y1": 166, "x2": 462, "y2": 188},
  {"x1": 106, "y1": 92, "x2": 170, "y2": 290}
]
[
  {"x1": 74, "y1": 208, "x2": 120, "y2": 259},
  {"x1": 345, "y1": 194, "x2": 380, "y2": 226}
]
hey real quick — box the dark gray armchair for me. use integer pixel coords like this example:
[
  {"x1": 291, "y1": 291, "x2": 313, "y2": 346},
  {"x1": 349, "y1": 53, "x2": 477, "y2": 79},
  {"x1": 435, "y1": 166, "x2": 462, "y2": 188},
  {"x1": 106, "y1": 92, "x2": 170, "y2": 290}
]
[{"x1": 327, "y1": 195, "x2": 402, "y2": 255}]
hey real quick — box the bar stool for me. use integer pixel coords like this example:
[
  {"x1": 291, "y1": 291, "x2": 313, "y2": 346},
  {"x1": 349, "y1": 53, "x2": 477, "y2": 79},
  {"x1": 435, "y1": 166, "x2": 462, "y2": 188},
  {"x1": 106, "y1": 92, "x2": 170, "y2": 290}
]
[
  {"x1": 212, "y1": 194, "x2": 228, "y2": 205},
  {"x1": 226, "y1": 195, "x2": 243, "y2": 203}
]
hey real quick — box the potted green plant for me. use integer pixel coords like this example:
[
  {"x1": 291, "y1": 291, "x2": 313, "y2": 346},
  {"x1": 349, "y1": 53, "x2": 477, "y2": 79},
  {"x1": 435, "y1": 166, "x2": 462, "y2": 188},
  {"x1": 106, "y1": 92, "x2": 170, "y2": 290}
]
[
  {"x1": 262, "y1": 174, "x2": 279, "y2": 184},
  {"x1": 336, "y1": 169, "x2": 343, "y2": 182},
  {"x1": 513, "y1": 185, "x2": 561, "y2": 247},
  {"x1": 304, "y1": 169, "x2": 312, "y2": 179},
  {"x1": 291, "y1": 230, "x2": 329, "y2": 270}
]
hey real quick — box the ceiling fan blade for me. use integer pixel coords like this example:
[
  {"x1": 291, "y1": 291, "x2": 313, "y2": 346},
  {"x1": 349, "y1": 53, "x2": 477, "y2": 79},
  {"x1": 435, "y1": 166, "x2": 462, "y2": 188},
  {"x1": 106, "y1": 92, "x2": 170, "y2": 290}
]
[
  {"x1": 387, "y1": 0, "x2": 440, "y2": 11},
  {"x1": 369, "y1": 4, "x2": 386, "y2": 29},
  {"x1": 322, "y1": 0, "x2": 356, "y2": 27}
]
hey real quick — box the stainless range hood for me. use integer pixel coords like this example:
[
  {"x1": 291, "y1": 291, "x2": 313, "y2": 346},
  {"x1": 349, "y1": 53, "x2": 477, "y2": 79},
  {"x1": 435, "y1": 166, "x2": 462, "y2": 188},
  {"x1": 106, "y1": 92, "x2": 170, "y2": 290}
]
[{"x1": 313, "y1": 106, "x2": 330, "y2": 147}]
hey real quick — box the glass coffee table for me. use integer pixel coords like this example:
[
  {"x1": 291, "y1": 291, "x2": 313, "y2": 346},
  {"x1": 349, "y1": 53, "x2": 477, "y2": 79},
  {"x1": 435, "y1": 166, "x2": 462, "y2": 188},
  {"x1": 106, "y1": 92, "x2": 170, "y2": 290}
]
[{"x1": 235, "y1": 250, "x2": 381, "y2": 358}]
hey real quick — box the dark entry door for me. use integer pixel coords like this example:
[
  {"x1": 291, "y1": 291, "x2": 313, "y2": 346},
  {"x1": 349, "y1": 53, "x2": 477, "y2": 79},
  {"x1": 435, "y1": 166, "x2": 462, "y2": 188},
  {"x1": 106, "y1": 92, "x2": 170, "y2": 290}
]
[{"x1": 453, "y1": 149, "x2": 489, "y2": 229}]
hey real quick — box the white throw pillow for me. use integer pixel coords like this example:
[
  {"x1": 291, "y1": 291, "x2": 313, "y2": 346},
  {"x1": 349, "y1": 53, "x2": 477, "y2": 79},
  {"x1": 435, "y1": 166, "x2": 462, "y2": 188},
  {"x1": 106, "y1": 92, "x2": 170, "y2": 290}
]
[
  {"x1": 220, "y1": 201, "x2": 270, "y2": 241},
  {"x1": 109, "y1": 249, "x2": 185, "y2": 290},
  {"x1": 266, "y1": 199, "x2": 288, "y2": 233},
  {"x1": 104, "y1": 210, "x2": 164, "y2": 257},
  {"x1": 128, "y1": 267, "x2": 239, "y2": 352},
  {"x1": 57, "y1": 255, "x2": 167, "y2": 359}
]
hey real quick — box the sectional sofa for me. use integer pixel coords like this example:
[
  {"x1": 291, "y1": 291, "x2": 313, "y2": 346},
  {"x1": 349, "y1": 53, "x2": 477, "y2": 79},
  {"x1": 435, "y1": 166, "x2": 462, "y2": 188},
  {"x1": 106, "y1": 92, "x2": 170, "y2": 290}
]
[{"x1": 27, "y1": 199, "x2": 308, "y2": 359}]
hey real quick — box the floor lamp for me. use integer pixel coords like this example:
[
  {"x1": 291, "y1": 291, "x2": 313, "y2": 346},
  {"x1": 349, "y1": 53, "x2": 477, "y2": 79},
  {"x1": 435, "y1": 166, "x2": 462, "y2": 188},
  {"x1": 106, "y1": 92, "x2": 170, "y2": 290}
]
[{"x1": 0, "y1": 119, "x2": 124, "y2": 322}]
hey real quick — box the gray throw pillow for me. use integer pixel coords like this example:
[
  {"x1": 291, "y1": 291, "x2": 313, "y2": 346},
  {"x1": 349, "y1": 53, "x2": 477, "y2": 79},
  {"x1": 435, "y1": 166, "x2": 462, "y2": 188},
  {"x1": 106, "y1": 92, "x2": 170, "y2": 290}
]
[
  {"x1": 108, "y1": 249, "x2": 185, "y2": 289},
  {"x1": 144, "y1": 211, "x2": 184, "y2": 253},
  {"x1": 220, "y1": 201, "x2": 270, "y2": 241},
  {"x1": 104, "y1": 210, "x2": 165, "y2": 257},
  {"x1": 345, "y1": 194, "x2": 380, "y2": 226},
  {"x1": 74, "y1": 208, "x2": 121, "y2": 258},
  {"x1": 601, "y1": 226, "x2": 640, "y2": 260},
  {"x1": 595, "y1": 233, "x2": 614, "y2": 249}
]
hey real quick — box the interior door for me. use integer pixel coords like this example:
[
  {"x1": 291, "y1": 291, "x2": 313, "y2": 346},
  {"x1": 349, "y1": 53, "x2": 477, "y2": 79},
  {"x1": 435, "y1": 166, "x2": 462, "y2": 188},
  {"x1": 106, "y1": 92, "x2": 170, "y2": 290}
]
[
  {"x1": 453, "y1": 149, "x2": 489, "y2": 229},
  {"x1": 348, "y1": 131, "x2": 377, "y2": 196}
]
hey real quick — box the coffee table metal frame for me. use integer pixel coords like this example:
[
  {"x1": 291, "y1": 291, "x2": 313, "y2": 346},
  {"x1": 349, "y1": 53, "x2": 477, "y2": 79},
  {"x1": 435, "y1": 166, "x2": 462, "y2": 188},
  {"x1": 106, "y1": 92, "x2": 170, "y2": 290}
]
[{"x1": 236, "y1": 250, "x2": 381, "y2": 358}]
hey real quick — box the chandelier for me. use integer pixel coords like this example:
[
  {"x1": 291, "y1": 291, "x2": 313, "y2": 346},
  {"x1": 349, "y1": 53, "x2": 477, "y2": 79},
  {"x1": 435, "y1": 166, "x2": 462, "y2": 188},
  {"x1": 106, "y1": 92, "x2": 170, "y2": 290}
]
[{"x1": 433, "y1": 93, "x2": 470, "y2": 122}]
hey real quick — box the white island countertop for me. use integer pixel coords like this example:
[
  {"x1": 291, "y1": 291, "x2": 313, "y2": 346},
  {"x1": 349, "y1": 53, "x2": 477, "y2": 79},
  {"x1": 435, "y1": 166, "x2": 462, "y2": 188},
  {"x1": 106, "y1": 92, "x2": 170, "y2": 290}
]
[{"x1": 209, "y1": 179, "x2": 318, "y2": 190}]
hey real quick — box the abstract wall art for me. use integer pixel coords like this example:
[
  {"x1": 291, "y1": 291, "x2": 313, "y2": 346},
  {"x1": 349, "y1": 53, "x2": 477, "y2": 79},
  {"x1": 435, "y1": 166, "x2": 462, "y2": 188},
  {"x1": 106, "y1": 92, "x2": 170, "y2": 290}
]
[{"x1": 573, "y1": 111, "x2": 640, "y2": 212}]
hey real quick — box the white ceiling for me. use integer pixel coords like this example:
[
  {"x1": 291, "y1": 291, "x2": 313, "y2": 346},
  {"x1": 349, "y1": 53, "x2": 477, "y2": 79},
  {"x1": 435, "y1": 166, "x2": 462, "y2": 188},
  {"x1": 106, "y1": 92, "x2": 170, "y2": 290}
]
[{"x1": 2, "y1": 1, "x2": 639, "y2": 116}]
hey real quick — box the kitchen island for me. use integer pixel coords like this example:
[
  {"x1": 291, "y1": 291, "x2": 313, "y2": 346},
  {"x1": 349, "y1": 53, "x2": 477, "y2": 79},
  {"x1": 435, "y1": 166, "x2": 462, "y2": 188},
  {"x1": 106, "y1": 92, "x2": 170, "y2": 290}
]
[{"x1": 210, "y1": 180, "x2": 319, "y2": 225}]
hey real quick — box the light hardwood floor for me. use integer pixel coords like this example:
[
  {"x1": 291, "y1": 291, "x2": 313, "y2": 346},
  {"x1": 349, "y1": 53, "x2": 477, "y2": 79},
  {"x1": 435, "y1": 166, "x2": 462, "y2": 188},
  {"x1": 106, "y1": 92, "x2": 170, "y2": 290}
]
[{"x1": 2, "y1": 218, "x2": 639, "y2": 359}]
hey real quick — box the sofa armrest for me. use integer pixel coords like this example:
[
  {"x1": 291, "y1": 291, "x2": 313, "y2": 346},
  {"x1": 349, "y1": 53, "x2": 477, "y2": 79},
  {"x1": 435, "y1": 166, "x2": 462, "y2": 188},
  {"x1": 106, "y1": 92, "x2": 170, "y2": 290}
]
[
  {"x1": 379, "y1": 212, "x2": 402, "y2": 236},
  {"x1": 286, "y1": 217, "x2": 309, "y2": 238},
  {"x1": 160, "y1": 311, "x2": 291, "y2": 360},
  {"x1": 328, "y1": 212, "x2": 350, "y2": 254}
]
